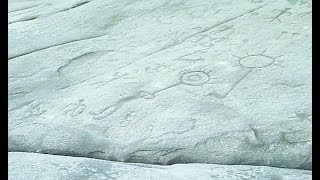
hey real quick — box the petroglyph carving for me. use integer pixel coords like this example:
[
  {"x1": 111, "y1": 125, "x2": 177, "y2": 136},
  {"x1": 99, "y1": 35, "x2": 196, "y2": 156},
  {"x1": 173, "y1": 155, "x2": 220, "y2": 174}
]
[
  {"x1": 274, "y1": 82, "x2": 304, "y2": 88},
  {"x1": 90, "y1": 105, "x2": 119, "y2": 120},
  {"x1": 139, "y1": 91, "x2": 156, "y2": 99},
  {"x1": 236, "y1": 51, "x2": 277, "y2": 68},
  {"x1": 90, "y1": 67, "x2": 215, "y2": 120},
  {"x1": 209, "y1": 50, "x2": 283, "y2": 99},
  {"x1": 234, "y1": 49, "x2": 284, "y2": 69},
  {"x1": 190, "y1": 25, "x2": 234, "y2": 47},
  {"x1": 62, "y1": 99, "x2": 87, "y2": 117},
  {"x1": 30, "y1": 101, "x2": 54, "y2": 116},
  {"x1": 119, "y1": 110, "x2": 138, "y2": 127},
  {"x1": 145, "y1": 63, "x2": 171, "y2": 73},
  {"x1": 174, "y1": 49, "x2": 208, "y2": 63},
  {"x1": 208, "y1": 69, "x2": 252, "y2": 99},
  {"x1": 179, "y1": 69, "x2": 211, "y2": 86},
  {"x1": 267, "y1": 8, "x2": 292, "y2": 23}
]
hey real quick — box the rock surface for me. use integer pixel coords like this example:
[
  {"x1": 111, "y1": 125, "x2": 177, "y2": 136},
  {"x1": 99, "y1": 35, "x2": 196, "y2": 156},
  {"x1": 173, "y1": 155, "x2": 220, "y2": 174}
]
[
  {"x1": 9, "y1": 152, "x2": 312, "y2": 180},
  {"x1": 9, "y1": 0, "x2": 312, "y2": 171}
]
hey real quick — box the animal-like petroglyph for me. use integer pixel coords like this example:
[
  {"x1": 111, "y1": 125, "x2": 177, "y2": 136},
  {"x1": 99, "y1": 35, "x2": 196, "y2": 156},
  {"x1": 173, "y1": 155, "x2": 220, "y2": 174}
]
[
  {"x1": 209, "y1": 50, "x2": 283, "y2": 99},
  {"x1": 119, "y1": 110, "x2": 139, "y2": 127},
  {"x1": 62, "y1": 99, "x2": 87, "y2": 117},
  {"x1": 267, "y1": 8, "x2": 292, "y2": 23},
  {"x1": 30, "y1": 101, "x2": 54, "y2": 116}
]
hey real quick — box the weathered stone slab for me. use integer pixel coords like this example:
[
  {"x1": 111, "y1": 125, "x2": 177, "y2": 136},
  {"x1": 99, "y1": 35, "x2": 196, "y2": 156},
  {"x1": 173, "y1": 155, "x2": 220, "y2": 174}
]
[
  {"x1": 9, "y1": 152, "x2": 312, "y2": 180},
  {"x1": 9, "y1": 0, "x2": 312, "y2": 170}
]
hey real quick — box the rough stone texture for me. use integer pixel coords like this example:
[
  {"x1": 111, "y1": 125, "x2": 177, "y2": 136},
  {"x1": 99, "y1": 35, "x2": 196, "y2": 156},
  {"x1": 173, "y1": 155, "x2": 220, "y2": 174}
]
[
  {"x1": 9, "y1": 0, "x2": 311, "y2": 172},
  {"x1": 9, "y1": 152, "x2": 312, "y2": 180}
]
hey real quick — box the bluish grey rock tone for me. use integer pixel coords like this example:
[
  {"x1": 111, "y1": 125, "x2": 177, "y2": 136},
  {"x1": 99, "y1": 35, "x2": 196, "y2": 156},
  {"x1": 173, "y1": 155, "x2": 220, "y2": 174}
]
[
  {"x1": 9, "y1": 152, "x2": 312, "y2": 180},
  {"x1": 9, "y1": 0, "x2": 311, "y2": 174}
]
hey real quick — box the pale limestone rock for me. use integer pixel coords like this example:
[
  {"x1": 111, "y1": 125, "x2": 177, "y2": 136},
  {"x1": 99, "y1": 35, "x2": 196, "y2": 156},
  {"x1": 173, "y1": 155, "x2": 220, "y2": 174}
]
[
  {"x1": 9, "y1": 0, "x2": 312, "y2": 170},
  {"x1": 9, "y1": 152, "x2": 312, "y2": 180}
]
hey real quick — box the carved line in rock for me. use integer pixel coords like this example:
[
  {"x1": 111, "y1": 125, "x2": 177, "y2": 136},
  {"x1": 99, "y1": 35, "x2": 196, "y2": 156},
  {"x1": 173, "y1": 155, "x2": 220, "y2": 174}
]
[
  {"x1": 208, "y1": 49, "x2": 283, "y2": 99},
  {"x1": 8, "y1": 4, "x2": 42, "y2": 14},
  {"x1": 86, "y1": 4, "x2": 274, "y2": 120},
  {"x1": 90, "y1": 69, "x2": 215, "y2": 120},
  {"x1": 9, "y1": 1, "x2": 91, "y2": 26},
  {"x1": 251, "y1": 0, "x2": 263, "y2": 3},
  {"x1": 237, "y1": 50, "x2": 278, "y2": 68},
  {"x1": 39, "y1": 1, "x2": 91, "y2": 19},
  {"x1": 299, "y1": 11, "x2": 312, "y2": 17},
  {"x1": 274, "y1": 82, "x2": 304, "y2": 88},
  {"x1": 8, "y1": 91, "x2": 30, "y2": 100},
  {"x1": 117, "y1": 4, "x2": 269, "y2": 70},
  {"x1": 8, "y1": 33, "x2": 109, "y2": 60},
  {"x1": 173, "y1": 48, "x2": 209, "y2": 63},
  {"x1": 266, "y1": 8, "x2": 292, "y2": 23},
  {"x1": 29, "y1": 101, "x2": 54, "y2": 116},
  {"x1": 179, "y1": 69, "x2": 212, "y2": 86},
  {"x1": 91, "y1": 49, "x2": 282, "y2": 120},
  {"x1": 276, "y1": 31, "x2": 302, "y2": 40},
  {"x1": 122, "y1": 118, "x2": 197, "y2": 163},
  {"x1": 193, "y1": 25, "x2": 235, "y2": 47},
  {"x1": 57, "y1": 51, "x2": 107, "y2": 75},
  {"x1": 9, "y1": 16, "x2": 39, "y2": 25},
  {"x1": 8, "y1": 4, "x2": 45, "y2": 16}
]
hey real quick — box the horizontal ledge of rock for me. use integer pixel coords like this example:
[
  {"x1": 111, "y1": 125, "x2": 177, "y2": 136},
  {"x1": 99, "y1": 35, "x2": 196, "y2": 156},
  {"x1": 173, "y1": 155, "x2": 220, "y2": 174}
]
[{"x1": 9, "y1": 152, "x2": 311, "y2": 180}]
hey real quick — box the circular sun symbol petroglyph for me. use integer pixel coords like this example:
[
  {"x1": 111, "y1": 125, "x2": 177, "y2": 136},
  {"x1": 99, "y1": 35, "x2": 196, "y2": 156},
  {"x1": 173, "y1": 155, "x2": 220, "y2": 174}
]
[
  {"x1": 234, "y1": 50, "x2": 283, "y2": 69},
  {"x1": 239, "y1": 54, "x2": 275, "y2": 68},
  {"x1": 179, "y1": 69, "x2": 211, "y2": 86}
]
